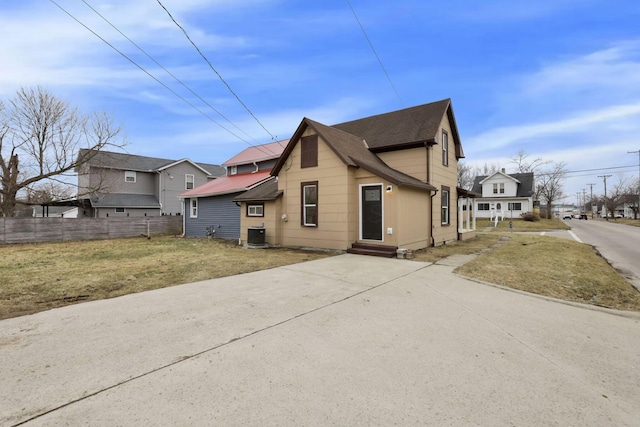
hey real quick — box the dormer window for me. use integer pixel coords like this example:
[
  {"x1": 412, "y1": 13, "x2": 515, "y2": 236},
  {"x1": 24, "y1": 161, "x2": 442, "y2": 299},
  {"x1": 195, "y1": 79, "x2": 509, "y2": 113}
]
[
  {"x1": 493, "y1": 183, "x2": 505, "y2": 194},
  {"x1": 229, "y1": 165, "x2": 237, "y2": 175}
]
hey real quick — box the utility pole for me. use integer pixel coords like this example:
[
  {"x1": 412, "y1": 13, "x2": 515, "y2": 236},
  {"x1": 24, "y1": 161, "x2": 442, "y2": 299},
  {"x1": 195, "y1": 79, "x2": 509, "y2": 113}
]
[
  {"x1": 587, "y1": 183, "x2": 596, "y2": 218},
  {"x1": 582, "y1": 189, "x2": 587, "y2": 213},
  {"x1": 598, "y1": 175, "x2": 612, "y2": 220},
  {"x1": 629, "y1": 150, "x2": 640, "y2": 219}
]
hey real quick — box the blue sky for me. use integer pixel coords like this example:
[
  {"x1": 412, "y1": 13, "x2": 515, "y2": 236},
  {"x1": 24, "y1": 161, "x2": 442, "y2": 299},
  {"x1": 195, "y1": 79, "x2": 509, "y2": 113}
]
[{"x1": 1, "y1": 0, "x2": 639, "y2": 202}]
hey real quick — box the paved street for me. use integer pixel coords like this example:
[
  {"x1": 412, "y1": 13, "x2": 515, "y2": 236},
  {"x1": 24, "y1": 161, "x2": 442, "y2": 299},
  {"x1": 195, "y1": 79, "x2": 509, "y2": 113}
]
[
  {"x1": 565, "y1": 219, "x2": 640, "y2": 290},
  {"x1": 2, "y1": 255, "x2": 639, "y2": 426}
]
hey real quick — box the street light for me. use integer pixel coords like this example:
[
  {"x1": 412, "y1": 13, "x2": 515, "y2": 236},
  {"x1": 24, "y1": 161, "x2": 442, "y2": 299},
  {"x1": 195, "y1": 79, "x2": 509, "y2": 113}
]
[{"x1": 629, "y1": 150, "x2": 640, "y2": 219}]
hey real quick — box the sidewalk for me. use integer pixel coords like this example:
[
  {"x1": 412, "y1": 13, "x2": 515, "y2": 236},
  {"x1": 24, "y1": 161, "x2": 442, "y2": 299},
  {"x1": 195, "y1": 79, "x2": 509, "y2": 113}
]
[{"x1": 2, "y1": 255, "x2": 639, "y2": 426}]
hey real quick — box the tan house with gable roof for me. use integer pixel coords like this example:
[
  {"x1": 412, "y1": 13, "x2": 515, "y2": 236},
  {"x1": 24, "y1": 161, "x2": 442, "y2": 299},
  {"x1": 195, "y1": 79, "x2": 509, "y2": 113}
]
[{"x1": 235, "y1": 99, "x2": 473, "y2": 254}]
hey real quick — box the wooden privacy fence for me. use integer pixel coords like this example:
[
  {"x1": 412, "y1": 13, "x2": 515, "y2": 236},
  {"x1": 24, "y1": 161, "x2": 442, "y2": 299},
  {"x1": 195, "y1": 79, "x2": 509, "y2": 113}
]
[{"x1": 0, "y1": 216, "x2": 182, "y2": 245}]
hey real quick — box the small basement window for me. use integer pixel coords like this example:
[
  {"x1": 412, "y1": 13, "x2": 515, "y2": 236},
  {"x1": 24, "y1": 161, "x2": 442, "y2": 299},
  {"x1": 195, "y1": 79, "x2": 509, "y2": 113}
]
[
  {"x1": 115, "y1": 207, "x2": 126, "y2": 213},
  {"x1": 247, "y1": 204, "x2": 264, "y2": 217}
]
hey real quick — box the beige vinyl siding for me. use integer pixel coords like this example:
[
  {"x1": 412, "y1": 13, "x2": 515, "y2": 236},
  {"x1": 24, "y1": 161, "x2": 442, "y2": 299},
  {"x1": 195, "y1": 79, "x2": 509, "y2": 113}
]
[
  {"x1": 396, "y1": 187, "x2": 430, "y2": 250},
  {"x1": 277, "y1": 129, "x2": 352, "y2": 250},
  {"x1": 431, "y1": 115, "x2": 459, "y2": 245},
  {"x1": 377, "y1": 147, "x2": 427, "y2": 181},
  {"x1": 240, "y1": 198, "x2": 282, "y2": 246},
  {"x1": 354, "y1": 168, "x2": 394, "y2": 246}
]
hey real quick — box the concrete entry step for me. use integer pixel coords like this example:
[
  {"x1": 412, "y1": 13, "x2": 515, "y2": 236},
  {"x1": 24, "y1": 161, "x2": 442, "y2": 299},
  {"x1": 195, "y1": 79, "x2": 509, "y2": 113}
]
[{"x1": 347, "y1": 242, "x2": 398, "y2": 258}]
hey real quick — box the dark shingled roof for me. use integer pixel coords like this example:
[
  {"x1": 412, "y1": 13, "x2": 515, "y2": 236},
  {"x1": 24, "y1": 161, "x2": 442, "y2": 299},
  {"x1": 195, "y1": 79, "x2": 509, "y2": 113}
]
[
  {"x1": 234, "y1": 178, "x2": 282, "y2": 202},
  {"x1": 332, "y1": 98, "x2": 464, "y2": 158},
  {"x1": 78, "y1": 149, "x2": 225, "y2": 177},
  {"x1": 90, "y1": 193, "x2": 161, "y2": 208},
  {"x1": 471, "y1": 172, "x2": 535, "y2": 198},
  {"x1": 272, "y1": 118, "x2": 436, "y2": 193},
  {"x1": 307, "y1": 119, "x2": 437, "y2": 192}
]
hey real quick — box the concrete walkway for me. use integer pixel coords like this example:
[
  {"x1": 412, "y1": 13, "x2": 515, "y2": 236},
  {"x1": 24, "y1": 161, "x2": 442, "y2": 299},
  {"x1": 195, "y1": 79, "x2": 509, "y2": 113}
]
[{"x1": 2, "y1": 254, "x2": 639, "y2": 426}]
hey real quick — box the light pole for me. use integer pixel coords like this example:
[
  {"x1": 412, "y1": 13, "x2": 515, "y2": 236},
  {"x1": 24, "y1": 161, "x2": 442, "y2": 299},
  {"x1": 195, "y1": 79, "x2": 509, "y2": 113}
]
[
  {"x1": 598, "y1": 174, "x2": 612, "y2": 220},
  {"x1": 587, "y1": 183, "x2": 596, "y2": 218},
  {"x1": 629, "y1": 150, "x2": 640, "y2": 219}
]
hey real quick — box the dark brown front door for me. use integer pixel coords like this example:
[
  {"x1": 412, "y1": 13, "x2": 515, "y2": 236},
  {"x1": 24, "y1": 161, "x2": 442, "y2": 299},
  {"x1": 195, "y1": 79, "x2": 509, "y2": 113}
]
[{"x1": 361, "y1": 185, "x2": 383, "y2": 240}]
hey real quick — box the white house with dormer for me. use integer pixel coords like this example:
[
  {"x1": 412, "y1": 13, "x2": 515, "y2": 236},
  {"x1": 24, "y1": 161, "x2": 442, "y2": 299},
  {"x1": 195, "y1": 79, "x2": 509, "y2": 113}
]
[{"x1": 471, "y1": 170, "x2": 535, "y2": 220}]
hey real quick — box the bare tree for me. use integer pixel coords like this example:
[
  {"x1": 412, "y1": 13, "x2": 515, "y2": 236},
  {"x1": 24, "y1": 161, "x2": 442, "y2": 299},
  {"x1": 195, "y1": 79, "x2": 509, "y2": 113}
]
[
  {"x1": 457, "y1": 162, "x2": 474, "y2": 190},
  {"x1": 622, "y1": 176, "x2": 640, "y2": 219},
  {"x1": 26, "y1": 182, "x2": 75, "y2": 205},
  {"x1": 457, "y1": 161, "x2": 501, "y2": 191},
  {"x1": 602, "y1": 175, "x2": 633, "y2": 219},
  {"x1": 0, "y1": 87, "x2": 125, "y2": 217},
  {"x1": 509, "y1": 150, "x2": 550, "y2": 174},
  {"x1": 537, "y1": 162, "x2": 567, "y2": 218}
]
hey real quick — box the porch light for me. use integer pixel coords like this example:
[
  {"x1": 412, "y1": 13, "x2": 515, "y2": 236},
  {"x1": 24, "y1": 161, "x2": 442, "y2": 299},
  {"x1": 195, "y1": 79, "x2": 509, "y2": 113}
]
[{"x1": 386, "y1": 185, "x2": 393, "y2": 193}]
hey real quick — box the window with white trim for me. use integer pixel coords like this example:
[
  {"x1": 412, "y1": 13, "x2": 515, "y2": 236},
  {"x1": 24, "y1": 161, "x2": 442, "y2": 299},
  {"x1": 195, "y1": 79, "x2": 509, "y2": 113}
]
[
  {"x1": 125, "y1": 171, "x2": 136, "y2": 183},
  {"x1": 190, "y1": 198, "x2": 198, "y2": 218},
  {"x1": 247, "y1": 204, "x2": 264, "y2": 217},
  {"x1": 185, "y1": 174, "x2": 194, "y2": 190},
  {"x1": 229, "y1": 165, "x2": 237, "y2": 175},
  {"x1": 508, "y1": 202, "x2": 522, "y2": 210},
  {"x1": 478, "y1": 203, "x2": 490, "y2": 211},
  {"x1": 441, "y1": 187, "x2": 450, "y2": 225},
  {"x1": 442, "y1": 131, "x2": 449, "y2": 166},
  {"x1": 301, "y1": 181, "x2": 318, "y2": 227},
  {"x1": 493, "y1": 183, "x2": 504, "y2": 194}
]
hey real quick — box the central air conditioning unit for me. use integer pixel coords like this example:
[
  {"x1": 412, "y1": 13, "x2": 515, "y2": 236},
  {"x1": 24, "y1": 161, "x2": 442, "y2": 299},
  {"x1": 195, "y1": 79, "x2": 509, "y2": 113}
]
[{"x1": 247, "y1": 226, "x2": 267, "y2": 248}]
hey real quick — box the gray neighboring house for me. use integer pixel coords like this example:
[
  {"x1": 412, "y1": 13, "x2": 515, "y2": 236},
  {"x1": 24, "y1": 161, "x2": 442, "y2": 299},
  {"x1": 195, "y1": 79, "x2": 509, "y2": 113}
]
[
  {"x1": 76, "y1": 149, "x2": 225, "y2": 218},
  {"x1": 471, "y1": 170, "x2": 535, "y2": 220},
  {"x1": 180, "y1": 141, "x2": 285, "y2": 239}
]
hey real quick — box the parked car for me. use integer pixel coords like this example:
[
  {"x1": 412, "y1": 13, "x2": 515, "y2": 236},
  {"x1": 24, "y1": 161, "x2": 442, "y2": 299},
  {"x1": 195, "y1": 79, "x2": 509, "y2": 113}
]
[
  {"x1": 615, "y1": 214, "x2": 623, "y2": 218},
  {"x1": 579, "y1": 214, "x2": 588, "y2": 220},
  {"x1": 562, "y1": 214, "x2": 572, "y2": 220}
]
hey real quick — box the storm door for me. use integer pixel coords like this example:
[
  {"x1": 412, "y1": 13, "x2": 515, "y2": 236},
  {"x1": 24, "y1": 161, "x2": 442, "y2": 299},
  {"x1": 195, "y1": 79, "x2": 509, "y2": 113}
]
[{"x1": 360, "y1": 184, "x2": 383, "y2": 241}]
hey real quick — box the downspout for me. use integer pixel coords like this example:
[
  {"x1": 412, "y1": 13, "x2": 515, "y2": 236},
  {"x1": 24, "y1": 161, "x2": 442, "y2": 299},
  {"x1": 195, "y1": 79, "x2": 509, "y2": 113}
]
[
  {"x1": 430, "y1": 189, "x2": 438, "y2": 247},
  {"x1": 182, "y1": 198, "x2": 186, "y2": 237},
  {"x1": 158, "y1": 171, "x2": 163, "y2": 215},
  {"x1": 426, "y1": 141, "x2": 436, "y2": 246}
]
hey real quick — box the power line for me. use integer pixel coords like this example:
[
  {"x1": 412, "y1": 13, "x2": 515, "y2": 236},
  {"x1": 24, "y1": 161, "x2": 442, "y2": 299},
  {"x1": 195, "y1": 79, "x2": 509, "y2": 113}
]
[
  {"x1": 82, "y1": 0, "x2": 258, "y2": 144},
  {"x1": 155, "y1": 0, "x2": 279, "y2": 143},
  {"x1": 563, "y1": 164, "x2": 637, "y2": 175},
  {"x1": 49, "y1": 0, "x2": 253, "y2": 147},
  {"x1": 346, "y1": 0, "x2": 403, "y2": 105}
]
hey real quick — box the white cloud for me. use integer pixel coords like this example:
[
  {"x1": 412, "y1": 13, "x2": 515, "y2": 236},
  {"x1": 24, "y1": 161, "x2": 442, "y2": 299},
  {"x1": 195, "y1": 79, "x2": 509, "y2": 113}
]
[
  {"x1": 522, "y1": 40, "x2": 640, "y2": 98},
  {"x1": 466, "y1": 103, "x2": 640, "y2": 151}
]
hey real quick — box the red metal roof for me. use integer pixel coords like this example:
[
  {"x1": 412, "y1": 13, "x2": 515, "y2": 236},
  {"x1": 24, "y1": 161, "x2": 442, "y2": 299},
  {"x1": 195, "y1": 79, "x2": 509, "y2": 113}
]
[
  {"x1": 222, "y1": 141, "x2": 286, "y2": 167},
  {"x1": 180, "y1": 170, "x2": 272, "y2": 198}
]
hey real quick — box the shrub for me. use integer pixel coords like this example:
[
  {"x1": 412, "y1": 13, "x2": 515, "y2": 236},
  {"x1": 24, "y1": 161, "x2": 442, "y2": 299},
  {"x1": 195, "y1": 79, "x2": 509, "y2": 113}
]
[{"x1": 521, "y1": 212, "x2": 540, "y2": 222}]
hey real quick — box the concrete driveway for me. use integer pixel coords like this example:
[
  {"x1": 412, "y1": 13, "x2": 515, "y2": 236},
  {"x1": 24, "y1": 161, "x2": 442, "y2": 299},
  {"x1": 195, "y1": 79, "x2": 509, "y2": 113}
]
[{"x1": 2, "y1": 254, "x2": 639, "y2": 426}]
